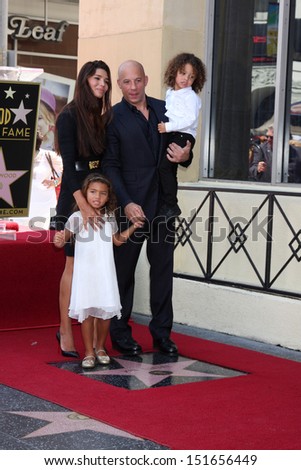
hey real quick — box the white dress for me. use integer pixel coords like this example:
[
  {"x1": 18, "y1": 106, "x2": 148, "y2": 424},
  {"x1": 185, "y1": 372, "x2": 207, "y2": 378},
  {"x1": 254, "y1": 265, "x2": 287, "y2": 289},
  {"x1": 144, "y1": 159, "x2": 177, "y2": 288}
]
[{"x1": 66, "y1": 211, "x2": 122, "y2": 323}]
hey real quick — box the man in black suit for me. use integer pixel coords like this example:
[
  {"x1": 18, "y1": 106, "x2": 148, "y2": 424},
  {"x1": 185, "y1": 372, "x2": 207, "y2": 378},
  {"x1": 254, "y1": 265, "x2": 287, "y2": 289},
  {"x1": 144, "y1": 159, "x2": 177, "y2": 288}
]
[
  {"x1": 102, "y1": 60, "x2": 192, "y2": 356},
  {"x1": 249, "y1": 126, "x2": 273, "y2": 182}
]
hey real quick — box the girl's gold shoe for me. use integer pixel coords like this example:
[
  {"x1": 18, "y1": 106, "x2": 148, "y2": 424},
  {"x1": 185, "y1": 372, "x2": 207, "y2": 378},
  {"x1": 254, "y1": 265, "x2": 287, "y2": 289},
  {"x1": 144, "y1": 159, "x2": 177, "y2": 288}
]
[
  {"x1": 81, "y1": 355, "x2": 96, "y2": 369},
  {"x1": 95, "y1": 349, "x2": 110, "y2": 365}
]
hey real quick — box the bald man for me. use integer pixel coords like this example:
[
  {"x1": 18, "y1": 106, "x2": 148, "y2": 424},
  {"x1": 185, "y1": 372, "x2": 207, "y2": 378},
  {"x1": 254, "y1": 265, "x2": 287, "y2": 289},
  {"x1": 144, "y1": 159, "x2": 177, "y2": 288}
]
[{"x1": 102, "y1": 60, "x2": 192, "y2": 356}]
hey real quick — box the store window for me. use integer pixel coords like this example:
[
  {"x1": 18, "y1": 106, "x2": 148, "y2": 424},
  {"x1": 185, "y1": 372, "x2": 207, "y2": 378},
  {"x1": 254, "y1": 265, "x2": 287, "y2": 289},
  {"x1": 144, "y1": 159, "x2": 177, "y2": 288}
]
[
  {"x1": 207, "y1": 0, "x2": 301, "y2": 184},
  {"x1": 285, "y1": 0, "x2": 301, "y2": 183}
]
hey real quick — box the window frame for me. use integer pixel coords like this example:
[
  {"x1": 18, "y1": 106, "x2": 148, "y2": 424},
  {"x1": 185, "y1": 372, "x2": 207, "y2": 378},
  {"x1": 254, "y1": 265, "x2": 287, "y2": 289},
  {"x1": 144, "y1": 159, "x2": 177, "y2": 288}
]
[{"x1": 202, "y1": 0, "x2": 292, "y2": 185}]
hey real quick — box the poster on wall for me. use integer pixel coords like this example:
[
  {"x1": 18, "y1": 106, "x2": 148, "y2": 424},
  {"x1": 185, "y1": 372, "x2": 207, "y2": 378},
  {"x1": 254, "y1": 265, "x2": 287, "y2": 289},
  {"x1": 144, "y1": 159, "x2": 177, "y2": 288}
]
[
  {"x1": 33, "y1": 72, "x2": 75, "y2": 152},
  {"x1": 35, "y1": 72, "x2": 75, "y2": 118},
  {"x1": 0, "y1": 81, "x2": 40, "y2": 217}
]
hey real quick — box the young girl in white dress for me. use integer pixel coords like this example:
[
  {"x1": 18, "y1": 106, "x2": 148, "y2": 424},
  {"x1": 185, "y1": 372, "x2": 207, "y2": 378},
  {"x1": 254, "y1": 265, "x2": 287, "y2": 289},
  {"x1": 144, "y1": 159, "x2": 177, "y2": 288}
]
[{"x1": 53, "y1": 173, "x2": 144, "y2": 369}]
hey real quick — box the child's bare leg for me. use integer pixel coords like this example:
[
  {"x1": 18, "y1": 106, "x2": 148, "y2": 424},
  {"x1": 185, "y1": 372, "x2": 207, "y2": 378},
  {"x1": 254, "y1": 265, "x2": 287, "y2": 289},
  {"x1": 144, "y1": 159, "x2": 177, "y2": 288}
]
[
  {"x1": 81, "y1": 316, "x2": 95, "y2": 358},
  {"x1": 93, "y1": 317, "x2": 98, "y2": 349},
  {"x1": 95, "y1": 319, "x2": 111, "y2": 363}
]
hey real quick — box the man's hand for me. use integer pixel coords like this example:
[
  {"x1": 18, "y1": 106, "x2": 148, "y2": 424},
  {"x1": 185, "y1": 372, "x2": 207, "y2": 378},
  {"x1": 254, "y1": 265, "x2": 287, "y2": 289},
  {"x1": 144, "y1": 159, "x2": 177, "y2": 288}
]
[
  {"x1": 167, "y1": 140, "x2": 191, "y2": 163},
  {"x1": 257, "y1": 161, "x2": 267, "y2": 173},
  {"x1": 124, "y1": 202, "x2": 145, "y2": 224}
]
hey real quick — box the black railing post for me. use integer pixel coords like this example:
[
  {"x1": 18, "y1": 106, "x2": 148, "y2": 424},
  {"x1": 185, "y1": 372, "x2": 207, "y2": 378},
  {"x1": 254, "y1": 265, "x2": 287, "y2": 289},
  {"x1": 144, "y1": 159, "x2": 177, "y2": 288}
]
[
  {"x1": 206, "y1": 191, "x2": 215, "y2": 279},
  {"x1": 264, "y1": 194, "x2": 274, "y2": 289}
]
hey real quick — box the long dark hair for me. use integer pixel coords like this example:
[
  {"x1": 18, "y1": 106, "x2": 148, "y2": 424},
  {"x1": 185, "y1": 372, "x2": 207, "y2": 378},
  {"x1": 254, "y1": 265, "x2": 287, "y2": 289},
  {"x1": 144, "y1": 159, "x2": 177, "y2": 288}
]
[
  {"x1": 164, "y1": 52, "x2": 206, "y2": 93},
  {"x1": 55, "y1": 60, "x2": 112, "y2": 158}
]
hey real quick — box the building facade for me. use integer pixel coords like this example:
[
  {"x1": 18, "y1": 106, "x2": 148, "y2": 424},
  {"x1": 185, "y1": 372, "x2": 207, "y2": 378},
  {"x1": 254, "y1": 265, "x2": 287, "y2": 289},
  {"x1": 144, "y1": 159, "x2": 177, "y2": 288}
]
[
  {"x1": 5, "y1": 0, "x2": 78, "y2": 81},
  {"x1": 77, "y1": 0, "x2": 301, "y2": 351},
  {"x1": 5, "y1": 1, "x2": 300, "y2": 350}
]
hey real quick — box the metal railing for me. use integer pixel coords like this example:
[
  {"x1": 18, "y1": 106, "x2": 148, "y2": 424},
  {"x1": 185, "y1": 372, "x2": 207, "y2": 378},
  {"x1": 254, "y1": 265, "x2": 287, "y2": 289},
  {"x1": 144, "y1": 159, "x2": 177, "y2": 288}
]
[{"x1": 174, "y1": 186, "x2": 301, "y2": 299}]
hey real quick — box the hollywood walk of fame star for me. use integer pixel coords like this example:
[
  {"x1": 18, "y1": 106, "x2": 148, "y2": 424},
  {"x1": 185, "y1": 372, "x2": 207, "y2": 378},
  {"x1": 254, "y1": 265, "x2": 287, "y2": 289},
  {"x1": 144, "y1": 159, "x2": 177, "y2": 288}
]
[
  {"x1": 0, "y1": 148, "x2": 28, "y2": 206},
  {"x1": 7, "y1": 411, "x2": 142, "y2": 440},
  {"x1": 84, "y1": 357, "x2": 224, "y2": 387},
  {"x1": 4, "y1": 86, "x2": 16, "y2": 99},
  {"x1": 10, "y1": 99, "x2": 32, "y2": 125}
]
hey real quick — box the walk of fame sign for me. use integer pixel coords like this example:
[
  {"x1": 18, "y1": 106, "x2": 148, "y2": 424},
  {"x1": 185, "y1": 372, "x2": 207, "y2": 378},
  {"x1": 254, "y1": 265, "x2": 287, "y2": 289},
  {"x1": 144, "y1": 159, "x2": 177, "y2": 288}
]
[{"x1": 0, "y1": 80, "x2": 40, "y2": 217}]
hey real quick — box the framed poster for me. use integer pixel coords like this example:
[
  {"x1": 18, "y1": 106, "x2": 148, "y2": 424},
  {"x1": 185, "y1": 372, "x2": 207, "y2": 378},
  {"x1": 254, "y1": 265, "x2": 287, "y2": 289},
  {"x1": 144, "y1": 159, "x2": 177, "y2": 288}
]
[
  {"x1": 0, "y1": 81, "x2": 40, "y2": 217},
  {"x1": 34, "y1": 72, "x2": 75, "y2": 115}
]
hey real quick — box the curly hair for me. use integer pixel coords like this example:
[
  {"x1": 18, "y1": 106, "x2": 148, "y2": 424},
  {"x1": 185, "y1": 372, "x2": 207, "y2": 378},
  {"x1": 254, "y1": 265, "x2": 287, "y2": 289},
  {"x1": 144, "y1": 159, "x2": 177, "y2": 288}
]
[
  {"x1": 78, "y1": 173, "x2": 117, "y2": 214},
  {"x1": 164, "y1": 52, "x2": 206, "y2": 93},
  {"x1": 55, "y1": 60, "x2": 112, "y2": 158}
]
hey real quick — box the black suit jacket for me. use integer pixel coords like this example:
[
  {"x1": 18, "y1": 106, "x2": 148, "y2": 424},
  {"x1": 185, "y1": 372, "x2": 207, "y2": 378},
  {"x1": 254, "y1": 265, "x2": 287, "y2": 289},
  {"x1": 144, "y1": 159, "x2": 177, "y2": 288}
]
[
  {"x1": 249, "y1": 141, "x2": 272, "y2": 182},
  {"x1": 102, "y1": 96, "x2": 193, "y2": 221},
  {"x1": 103, "y1": 96, "x2": 167, "y2": 221}
]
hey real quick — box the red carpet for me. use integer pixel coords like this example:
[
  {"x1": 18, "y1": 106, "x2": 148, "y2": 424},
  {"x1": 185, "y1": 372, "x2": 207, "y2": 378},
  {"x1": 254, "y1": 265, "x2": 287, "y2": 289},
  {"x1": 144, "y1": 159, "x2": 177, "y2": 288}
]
[
  {"x1": 1, "y1": 231, "x2": 65, "y2": 330},
  {"x1": 1, "y1": 323, "x2": 301, "y2": 449}
]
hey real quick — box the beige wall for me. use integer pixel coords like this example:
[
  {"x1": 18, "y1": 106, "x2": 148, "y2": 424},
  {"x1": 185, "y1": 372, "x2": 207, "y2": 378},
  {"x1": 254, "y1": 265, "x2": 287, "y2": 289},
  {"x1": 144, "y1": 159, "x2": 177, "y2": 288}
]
[
  {"x1": 78, "y1": 0, "x2": 207, "y2": 182},
  {"x1": 78, "y1": 0, "x2": 165, "y2": 102}
]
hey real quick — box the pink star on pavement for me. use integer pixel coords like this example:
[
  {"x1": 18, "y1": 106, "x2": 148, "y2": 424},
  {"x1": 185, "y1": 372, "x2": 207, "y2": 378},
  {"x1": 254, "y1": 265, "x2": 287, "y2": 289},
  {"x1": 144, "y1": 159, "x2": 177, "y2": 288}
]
[
  {"x1": 8, "y1": 411, "x2": 142, "y2": 440},
  {"x1": 85, "y1": 357, "x2": 224, "y2": 387},
  {"x1": 0, "y1": 148, "x2": 28, "y2": 206}
]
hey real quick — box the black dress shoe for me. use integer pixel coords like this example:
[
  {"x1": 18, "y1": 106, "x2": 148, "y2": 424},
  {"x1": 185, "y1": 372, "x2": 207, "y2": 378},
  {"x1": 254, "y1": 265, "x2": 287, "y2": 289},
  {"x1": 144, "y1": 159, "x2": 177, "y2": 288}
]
[
  {"x1": 111, "y1": 337, "x2": 142, "y2": 355},
  {"x1": 56, "y1": 331, "x2": 79, "y2": 358},
  {"x1": 153, "y1": 337, "x2": 178, "y2": 355}
]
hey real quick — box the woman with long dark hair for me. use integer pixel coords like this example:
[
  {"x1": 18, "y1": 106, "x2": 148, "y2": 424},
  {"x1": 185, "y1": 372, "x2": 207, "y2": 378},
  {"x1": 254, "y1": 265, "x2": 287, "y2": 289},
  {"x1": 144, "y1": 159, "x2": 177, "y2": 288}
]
[{"x1": 54, "y1": 60, "x2": 112, "y2": 357}]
